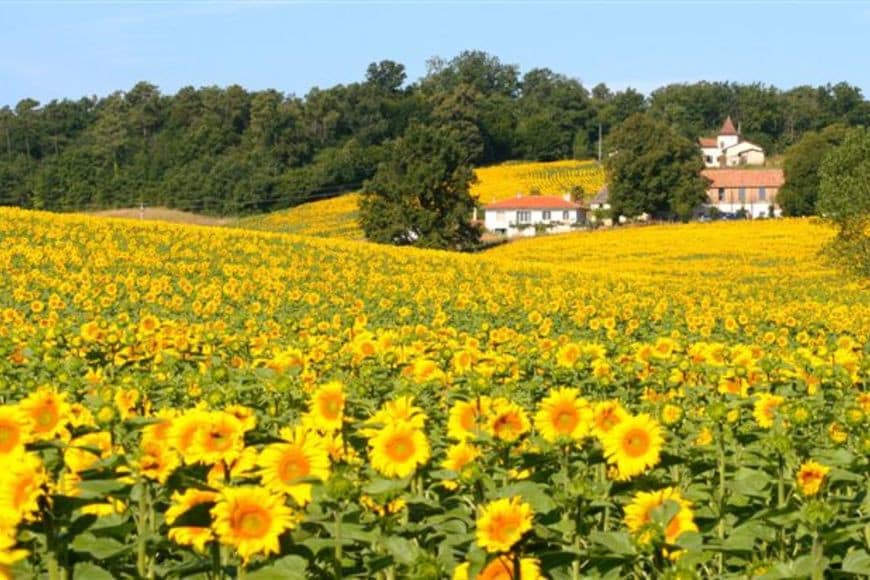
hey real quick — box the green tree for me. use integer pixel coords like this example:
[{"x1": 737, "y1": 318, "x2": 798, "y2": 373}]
[
  {"x1": 358, "y1": 124, "x2": 481, "y2": 249},
  {"x1": 817, "y1": 127, "x2": 870, "y2": 276},
  {"x1": 605, "y1": 113, "x2": 708, "y2": 221},
  {"x1": 778, "y1": 124, "x2": 848, "y2": 216}
]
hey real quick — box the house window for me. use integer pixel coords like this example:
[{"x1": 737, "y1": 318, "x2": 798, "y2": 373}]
[
  {"x1": 758, "y1": 187, "x2": 767, "y2": 201},
  {"x1": 542, "y1": 210, "x2": 551, "y2": 220},
  {"x1": 517, "y1": 210, "x2": 531, "y2": 223},
  {"x1": 718, "y1": 188, "x2": 725, "y2": 202},
  {"x1": 562, "y1": 211, "x2": 570, "y2": 220},
  {"x1": 738, "y1": 187, "x2": 746, "y2": 203},
  {"x1": 705, "y1": 155, "x2": 713, "y2": 164}
]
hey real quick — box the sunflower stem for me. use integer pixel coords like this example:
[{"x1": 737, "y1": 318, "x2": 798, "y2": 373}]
[
  {"x1": 334, "y1": 506, "x2": 344, "y2": 579},
  {"x1": 716, "y1": 428, "x2": 726, "y2": 576},
  {"x1": 136, "y1": 478, "x2": 151, "y2": 579}
]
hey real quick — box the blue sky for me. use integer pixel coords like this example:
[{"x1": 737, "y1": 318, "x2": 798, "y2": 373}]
[{"x1": 0, "y1": 1, "x2": 868, "y2": 107}]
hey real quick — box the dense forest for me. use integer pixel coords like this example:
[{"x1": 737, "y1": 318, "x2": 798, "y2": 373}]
[{"x1": 0, "y1": 51, "x2": 867, "y2": 214}]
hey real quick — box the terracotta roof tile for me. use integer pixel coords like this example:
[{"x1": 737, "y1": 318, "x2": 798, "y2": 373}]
[
  {"x1": 702, "y1": 169, "x2": 784, "y2": 188},
  {"x1": 698, "y1": 137, "x2": 718, "y2": 148},
  {"x1": 484, "y1": 195, "x2": 581, "y2": 210},
  {"x1": 719, "y1": 116, "x2": 738, "y2": 136}
]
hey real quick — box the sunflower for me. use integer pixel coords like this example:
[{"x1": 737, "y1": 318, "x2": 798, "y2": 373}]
[
  {"x1": 753, "y1": 394, "x2": 784, "y2": 429},
  {"x1": 207, "y1": 447, "x2": 259, "y2": 488},
  {"x1": 138, "y1": 439, "x2": 181, "y2": 484},
  {"x1": 0, "y1": 452, "x2": 46, "y2": 526},
  {"x1": 447, "y1": 397, "x2": 492, "y2": 441},
  {"x1": 592, "y1": 400, "x2": 628, "y2": 439},
  {"x1": 624, "y1": 487, "x2": 697, "y2": 545},
  {"x1": 368, "y1": 422, "x2": 430, "y2": 479},
  {"x1": 224, "y1": 404, "x2": 257, "y2": 432},
  {"x1": 64, "y1": 431, "x2": 113, "y2": 473},
  {"x1": 0, "y1": 532, "x2": 28, "y2": 580},
  {"x1": 795, "y1": 460, "x2": 830, "y2": 496},
  {"x1": 166, "y1": 488, "x2": 219, "y2": 553},
  {"x1": 306, "y1": 381, "x2": 345, "y2": 432},
  {"x1": 211, "y1": 486, "x2": 296, "y2": 563},
  {"x1": 19, "y1": 387, "x2": 69, "y2": 440},
  {"x1": 555, "y1": 342, "x2": 581, "y2": 367},
  {"x1": 190, "y1": 412, "x2": 245, "y2": 466},
  {"x1": 361, "y1": 395, "x2": 427, "y2": 437},
  {"x1": 0, "y1": 406, "x2": 31, "y2": 457},
  {"x1": 475, "y1": 496, "x2": 534, "y2": 553},
  {"x1": 441, "y1": 442, "x2": 480, "y2": 478},
  {"x1": 478, "y1": 556, "x2": 542, "y2": 580},
  {"x1": 602, "y1": 413, "x2": 663, "y2": 480},
  {"x1": 169, "y1": 409, "x2": 211, "y2": 461},
  {"x1": 488, "y1": 399, "x2": 530, "y2": 443},
  {"x1": 534, "y1": 388, "x2": 592, "y2": 443},
  {"x1": 258, "y1": 426, "x2": 330, "y2": 505},
  {"x1": 114, "y1": 388, "x2": 140, "y2": 420}
]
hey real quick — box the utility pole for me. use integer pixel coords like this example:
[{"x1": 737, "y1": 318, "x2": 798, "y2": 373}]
[{"x1": 597, "y1": 124, "x2": 602, "y2": 163}]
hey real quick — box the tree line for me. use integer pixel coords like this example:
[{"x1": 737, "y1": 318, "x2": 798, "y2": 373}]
[{"x1": 0, "y1": 50, "x2": 867, "y2": 214}]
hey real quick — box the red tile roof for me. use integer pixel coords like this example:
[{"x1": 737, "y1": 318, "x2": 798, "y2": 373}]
[
  {"x1": 484, "y1": 195, "x2": 581, "y2": 210},
  {"x1": 702, "y1": 169, "x2": 784, "y2": 188},
  {"x1": 698, "y1": 137, "x2": 718, "y2": 148},
  {"x1": 719, "y1": 116, "x2": 738, "y2": 136}
]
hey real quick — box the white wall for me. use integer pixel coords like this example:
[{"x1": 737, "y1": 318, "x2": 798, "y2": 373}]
[{"x1": 484, "y1": 208, "x2": 581, "y2": 237}]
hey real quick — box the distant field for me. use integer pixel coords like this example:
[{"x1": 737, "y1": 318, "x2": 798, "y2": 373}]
[
  {"x1": 234, "y1": 193, "x2": 365, "y2": 239},
  {"x1": 472, "y1": 159, "x2": 606, "y2": 202},
  {"x1": 229, "y1": 160, "x2": 607, "y2": 239},
  {"x1": 89, "y1": 206, "x2": 233, "y2": 226}
]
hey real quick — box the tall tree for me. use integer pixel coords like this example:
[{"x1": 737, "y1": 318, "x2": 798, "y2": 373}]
[
  {"x1": 359, "y1": 124, "x2": 480, "y2": 249},
  {"x1": 605, "y1": 113, "x2": 708, "y2": 221},
  {"x1": 817, "y1": 127, "x2": 869, "y2": 276},
  {"x1": 778, "y1": 124, "x2": 848, "y2": 216}
]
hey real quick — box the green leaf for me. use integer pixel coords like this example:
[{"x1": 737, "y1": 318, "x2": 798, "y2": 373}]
[
  {"x1": 384, "y1": 536, "x2": 416, "y2": 565},
  {"x1": 842, "y1": 549, "x2": 870, "y2": 576},
  {"x1": 729, "y1": 467, "x2": 772, "y2": 498},
  {"x1": 589, "y1": 530, "x2": 637, "y2": 556},
  {"x1": 247, "y1": 555, "x2": 308, "y2": 580},
  {"x1": 500, "y1": 481, "x2": 557, "y2": 513},
  {"x1": 363, "y1": 478, "x2": 409, "y2": 495},
  {"x1": 73, "y1": 562, "x2": 115, "y2": 580},
  {"x1": 76, "y1": 479, "x2": 127, "y2": 499},
  {"x1": 70, "y1": 533, "x2": 128, "y2": 560}
]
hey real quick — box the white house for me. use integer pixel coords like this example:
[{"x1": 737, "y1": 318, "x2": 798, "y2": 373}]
[
  {"x1": 699, "y1": 117, "x2": 766, "y2": 168},
  {"x1": 702, "y1": 168, "x2": 784, "y2": 218},
  {"x1": 483, "y1": 194, "x2": 584, "y2": 237},
  {"x1": 588, "y1": 187, "x2": 613, "y2": 226}
]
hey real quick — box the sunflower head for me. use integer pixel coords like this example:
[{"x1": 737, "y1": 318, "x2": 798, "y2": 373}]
[
  {"x1": 368, "y1": 422, "x2": 430, "y2": 479},
  {"x1": 211, "y1": 486, "x2": 297, "y2": 563},
  {"x1": 0, "y1": 406, "x2": 32, "y2": 457},
  {"x1": 306, "y1": 381, "x2": 345, "y2": 432},
  {"x1": 475, "y1": 496, "x2": 534, "y2": 553},
  {"x1": 796, "y1": 460, "x2": 830, "y2": 496},
  {"x1": 534, "y1": 388, "x2": 591, "y2": 443},
  {"x1": 602, "y1": 413, "x2": 664, "y2": 480}
]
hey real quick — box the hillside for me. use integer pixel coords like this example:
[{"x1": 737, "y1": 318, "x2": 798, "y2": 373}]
[{"x1": 231, "y1": 159, "x2": 605, "y2": 239}]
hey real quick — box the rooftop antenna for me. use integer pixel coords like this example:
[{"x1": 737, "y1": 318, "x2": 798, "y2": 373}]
[{"x1": 597, "y1": 124, "x2": 602, "y2": 163}]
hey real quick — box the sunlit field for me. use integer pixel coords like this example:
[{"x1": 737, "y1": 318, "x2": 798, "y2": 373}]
[
  {"x1": 233, "y1": 161, "x2": 607, "y2": 241},
  {"x1": 0, "y1": 208, "x2": 866, "y2": 579}
]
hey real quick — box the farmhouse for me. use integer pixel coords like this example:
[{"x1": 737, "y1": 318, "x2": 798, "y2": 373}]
[
  {"x1": 588, "y1": 187, "x2": 613, "y2": 226},
  {"x1": 702, "y1": 168, "x2": 784, "y2": 218},
  {"x1": 699, "y1": 117, "x2": 766, "y2": 168},
  {"x1": 483, "y1": 194, "x2": 584, "y2": 237}
]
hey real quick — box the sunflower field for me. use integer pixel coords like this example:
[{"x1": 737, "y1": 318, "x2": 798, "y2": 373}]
[
  {"x1": 471, "y1": 161, "x2": 606, "y2": 204},
  {"x1": 0, "y1": 207, "x2": 867, "y2": 579}
]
